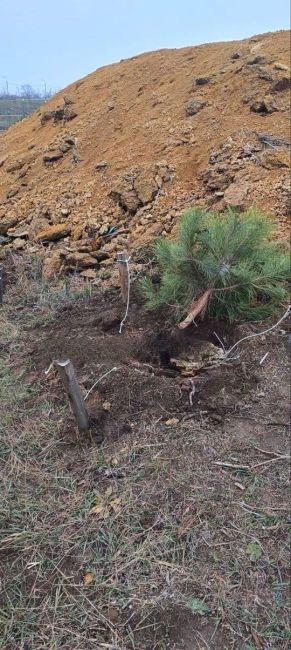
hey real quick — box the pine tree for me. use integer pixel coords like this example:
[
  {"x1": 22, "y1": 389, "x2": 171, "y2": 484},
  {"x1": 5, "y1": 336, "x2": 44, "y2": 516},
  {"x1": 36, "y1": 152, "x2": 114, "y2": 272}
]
[{"x1": 141, "y1": 208, "x2": 290, "y2": 327}]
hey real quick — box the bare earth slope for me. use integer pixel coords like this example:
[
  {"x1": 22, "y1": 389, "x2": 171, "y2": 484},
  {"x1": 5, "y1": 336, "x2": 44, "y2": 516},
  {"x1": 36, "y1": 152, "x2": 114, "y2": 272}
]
[{"x1": 0, "y1": 30, "x2": 290, "y2": 279}]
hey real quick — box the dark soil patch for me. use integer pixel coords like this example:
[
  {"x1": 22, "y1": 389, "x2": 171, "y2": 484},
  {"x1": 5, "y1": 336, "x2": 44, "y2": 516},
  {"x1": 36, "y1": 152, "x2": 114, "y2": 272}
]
[
  {"x1": 131, "y1": 606, "x2": 231, "y2": 649},
  {"x1": 30, "y1": 286, "x2": 261, "y2": 442}
]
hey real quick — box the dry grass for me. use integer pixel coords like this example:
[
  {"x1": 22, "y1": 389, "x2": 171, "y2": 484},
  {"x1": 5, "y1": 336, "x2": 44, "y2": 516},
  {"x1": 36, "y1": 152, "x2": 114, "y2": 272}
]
[
  {"x1": 2, "y1": 253, "x2": 92, "y2": 325},
  {"x1": 0, "y1": 258, "x2": 290, "y2": 649}
]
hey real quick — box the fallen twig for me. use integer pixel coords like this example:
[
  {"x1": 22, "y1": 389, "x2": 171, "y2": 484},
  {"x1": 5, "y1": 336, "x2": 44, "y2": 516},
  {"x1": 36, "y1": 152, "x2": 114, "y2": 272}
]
[
  {"x1": 252, "y1": 628, "x2": 263, "y2": 650},
  {"x1": 213, "y1": 454, "x2": 290, "y2": 473},
  {"x1": 131, "y1": 360, "x2": 177, "y2": 377},
  {"x1": 44, "y1": 360, "x2": 56, "y2": 375},
  {"x1": 259, "y1": 351, "x2": 269, "y2": 365},
  {"x1": 189, "y1": 379, "x2": 196, "y2": 406},
  {"x1": 211, "y1": 461, "x2": 250, "y2": 470},
  {"x1": 224, "y1": 305, "x2": 291, "y2": 360},
  {"x1": 252, "y1": 446, "x2": 288, "y2": 458},
  {"x1": 84, "y1": 367, "x2": 120, "y2": 401},
  {"x1": 236, "y1": 500, "x2": 289, "y2": 513},
  {"x1": 251, "y1": 455, "x2": 290, "y2": 469},
  {"x1": 213, "y1": 330, "x2": 226, "y2": 351},
  {"x1": 266, "y1": 420, "x2": 290, "y2": 427}
]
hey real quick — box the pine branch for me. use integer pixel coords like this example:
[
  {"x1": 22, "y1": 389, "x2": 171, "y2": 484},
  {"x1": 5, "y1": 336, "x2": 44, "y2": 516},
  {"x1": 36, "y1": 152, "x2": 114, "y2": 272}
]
[{"x1": 141, "y1": 208, "x2": 289, "y2": 324}]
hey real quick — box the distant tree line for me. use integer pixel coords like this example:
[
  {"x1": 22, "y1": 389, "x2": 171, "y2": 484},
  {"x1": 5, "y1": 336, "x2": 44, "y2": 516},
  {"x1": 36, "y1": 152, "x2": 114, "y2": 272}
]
[{"x1": 0, "y1": 84, "x2": 54, "y2": 100}]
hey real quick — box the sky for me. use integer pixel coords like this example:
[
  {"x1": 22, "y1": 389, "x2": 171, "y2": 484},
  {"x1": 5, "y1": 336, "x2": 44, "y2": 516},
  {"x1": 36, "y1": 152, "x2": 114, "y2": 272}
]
[{"x1": 1, "y1": 0, "x2": 290, "y2": 94}]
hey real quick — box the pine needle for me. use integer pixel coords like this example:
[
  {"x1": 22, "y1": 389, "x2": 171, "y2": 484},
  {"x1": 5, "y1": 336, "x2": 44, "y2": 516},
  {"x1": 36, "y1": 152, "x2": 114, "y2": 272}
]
[{"x1": 141, "y1": 208, "x2": 290, "y2": 324}]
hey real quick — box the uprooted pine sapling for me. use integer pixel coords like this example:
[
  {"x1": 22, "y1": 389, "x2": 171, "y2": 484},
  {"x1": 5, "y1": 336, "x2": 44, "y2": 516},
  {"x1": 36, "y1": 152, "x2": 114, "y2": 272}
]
[{"x1": 141, "y1": 207, "x2": 290, "y2": 326}]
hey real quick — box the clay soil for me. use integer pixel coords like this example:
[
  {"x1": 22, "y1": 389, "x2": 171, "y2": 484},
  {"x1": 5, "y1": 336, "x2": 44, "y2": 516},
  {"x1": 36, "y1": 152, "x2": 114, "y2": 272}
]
[
  {"x1": 0, "y1": 30, "x2": 290, "y2": 282},
  {"x1": 0, "y1": 259, "x2": 290, "y2": 649}
]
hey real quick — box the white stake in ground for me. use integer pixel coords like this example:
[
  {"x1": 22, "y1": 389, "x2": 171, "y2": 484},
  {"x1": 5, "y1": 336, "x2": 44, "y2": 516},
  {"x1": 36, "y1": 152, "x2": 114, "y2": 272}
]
[{"x1": 117, "y1": 252, "x2": 131, "y2": 333}]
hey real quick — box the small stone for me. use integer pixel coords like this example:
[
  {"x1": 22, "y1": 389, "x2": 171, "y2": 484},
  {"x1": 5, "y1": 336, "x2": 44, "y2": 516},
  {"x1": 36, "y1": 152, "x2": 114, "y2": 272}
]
[
  {"x1": 223, "y1": 181, "x2": 250, "y2": 212},
  {"x1": 272, "y1": 77, "x2": 291, "y2": 92},
  {"x1": 250, "y1": 95, "x2": 278, "y2": 114},
  {"x1": 40, "y1": 111, "x2": 53, "y2": 125},
  {"x1": 258, "y1": 150, "x2": 290, "y2": 170},
  {"x1": 195, "y1": 77, "x2": 210, "y2": 85},
  {"x1": 18, "y1": 166, "x2": 28, "y2": 179},
  {"x1": 95, "y1": 161, "x2": 108, "y2": 170},
  {"x1": 94, "y1": 251, "x2": 110, "y2": 262},
  {"x1": 61, "y1": 208, "x2": 70, "y2": 216},
  {"x1": 7, "y1": 228, "x2": 29, "y2": 238},
  {"x1": 185, "y1": 99, "x2": 207, "y2": 116},
  {"x1": 110, "y1": 182, "x2": 140, "y2": 212},
  {"x1": 116, "y1": 236, "x2": 128, "y2": 245},
  {"x1": 63, "y1": 108, "x2": 77, "y2": 121},
  {"x1": 12, "y1": 238, "x2": 25, "y2": 250},
  {"x1": 102, "y1": 401, "x2": 111, "y2": 411},
  {"x1": 0, "y1": 213, "x2": 20, "y2": 235},
  {"x1": 6, "y1": 160, "x2": 25, "y2": 173},
  {"x1": 6, "y1": 188, "x2": 19, "y2": 199},
  {"x1": 43, "y1": 151, "x2": 64, "y2": 164},
  {"x1": 107, "y1": 102, "x2": 115, "y2": 111},
  {"x1": 80, "y1": 268, "x2": 97, "y2": 279},
  {"x1": 211, "y1": 413, "x2": 223, "y2": 423},
  {"x1": 42, "y1": 252, "x2": 62, "y2": 279},
  {"x1": 134, "y1": 169, "x2": 159, "y2": 204},
  {"x1": 242, "y1": 95, "x2": 253, "y2": 105},
  {"x1": 59, "y1": 142, "x2": 72, "y2": 153},
  {"x1": 35, "y1": 223, "x2": 71, "y2": 242},
  {"x1": 257, "y1": 68, "x2": 274, "y2": 82},
  {"x1": 165, "y1": 418, "x2": 180, "y2": 426},
  {"x1": 273, "y1": 62, "x2": 289, "y2": 71},
  {"x1": 72, "y1": 225, "x2": 83, "y2": 240},
  {"x1": 230, "y1": 52, "x2": 240, "y2": 60},
  {"x1": 99, "y1": 258, "x2": 112, "y2": 267},
  {"x1": 247, "y1": 55, "x2": 266, "y2": 65},
  {"x1": 61, "y1": 251, "x2": 97, "y2": 270},
  {"x1": 63, "y1": 95, "x2": 74, "y2": 105},
  {"x1": 202, "y1": 168, "x2": 234, "y2": 191}
]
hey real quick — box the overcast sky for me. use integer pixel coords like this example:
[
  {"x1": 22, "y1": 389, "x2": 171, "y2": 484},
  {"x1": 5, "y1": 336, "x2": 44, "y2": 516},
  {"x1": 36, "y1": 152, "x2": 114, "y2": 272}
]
[{"x1": 1, "y1": 0, "x2": 289, "y2": 94}]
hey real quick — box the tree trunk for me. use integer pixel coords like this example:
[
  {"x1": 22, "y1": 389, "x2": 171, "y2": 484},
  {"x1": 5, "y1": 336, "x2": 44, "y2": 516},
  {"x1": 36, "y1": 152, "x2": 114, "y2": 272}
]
[{"x1": 178, "y1": 289, "x2": 212, "y2": 329}]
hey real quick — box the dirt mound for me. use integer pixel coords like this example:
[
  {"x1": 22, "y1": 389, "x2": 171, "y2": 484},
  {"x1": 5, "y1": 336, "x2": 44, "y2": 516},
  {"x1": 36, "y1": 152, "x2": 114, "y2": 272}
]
[{"x1": 0, "y1": 30, "x2": 290, "y2": 280}]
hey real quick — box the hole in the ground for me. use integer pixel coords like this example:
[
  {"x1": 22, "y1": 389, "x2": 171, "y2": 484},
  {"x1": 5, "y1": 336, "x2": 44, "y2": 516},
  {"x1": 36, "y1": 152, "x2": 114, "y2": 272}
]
[
  {"x1": 136, "y1": 320, "x2": 234, "y2": 377},
  {"x1": 160, "y1": 350, "x2": 172, "y2": 366}
]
